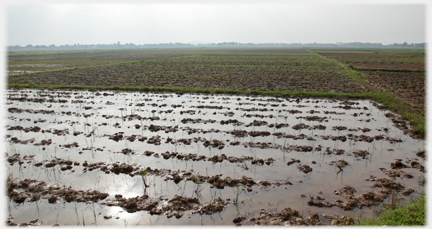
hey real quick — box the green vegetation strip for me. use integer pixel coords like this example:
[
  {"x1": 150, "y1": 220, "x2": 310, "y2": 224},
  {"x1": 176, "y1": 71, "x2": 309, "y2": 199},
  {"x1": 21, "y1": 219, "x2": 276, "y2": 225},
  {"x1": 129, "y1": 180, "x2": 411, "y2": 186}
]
[
  {"x1": 357, "y1": 194, "x2": 425, "y2": 226},
  {"x1": 307, "y1": 50, "x2": 369, "y2": 85}
]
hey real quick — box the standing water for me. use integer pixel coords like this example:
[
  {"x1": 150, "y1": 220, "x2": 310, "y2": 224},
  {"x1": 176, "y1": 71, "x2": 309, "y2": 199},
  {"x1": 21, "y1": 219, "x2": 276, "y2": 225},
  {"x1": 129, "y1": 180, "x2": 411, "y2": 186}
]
[{"x1": 5, "y1": 89, "x2": 425, "y2": 226}]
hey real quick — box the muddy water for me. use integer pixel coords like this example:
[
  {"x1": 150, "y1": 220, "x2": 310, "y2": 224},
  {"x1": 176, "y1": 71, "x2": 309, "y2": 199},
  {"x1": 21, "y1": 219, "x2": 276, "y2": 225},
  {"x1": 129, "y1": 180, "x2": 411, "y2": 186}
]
[{"x1": 5, "y1": 89, "x2": 425, "y2": 226}]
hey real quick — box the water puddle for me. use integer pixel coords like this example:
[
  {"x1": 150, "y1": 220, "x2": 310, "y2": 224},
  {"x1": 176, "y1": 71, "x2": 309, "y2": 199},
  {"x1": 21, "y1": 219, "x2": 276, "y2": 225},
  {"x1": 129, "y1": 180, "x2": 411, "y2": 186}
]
[{"x1": 7, "y1": 70, "x2": 36, "y2": 75}]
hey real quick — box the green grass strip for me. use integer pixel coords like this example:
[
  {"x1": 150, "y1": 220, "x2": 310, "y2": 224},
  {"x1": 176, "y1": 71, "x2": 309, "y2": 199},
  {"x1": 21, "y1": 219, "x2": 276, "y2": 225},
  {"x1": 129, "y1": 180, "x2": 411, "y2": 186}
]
[
  {"x1": 357, "y1": 194, "x2": 425, "y2": 226},
  {"x1": 307, "y1": 50, "x2": 370, "y2": 84}
]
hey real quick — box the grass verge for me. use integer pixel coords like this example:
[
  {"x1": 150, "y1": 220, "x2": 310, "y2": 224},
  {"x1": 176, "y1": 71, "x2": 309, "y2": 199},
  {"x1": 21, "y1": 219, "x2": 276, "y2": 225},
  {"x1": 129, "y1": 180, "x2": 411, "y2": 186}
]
[
  {"x1": 368, "y1": 91, "x2": 425, "y2": 138},
  {"x1": 356, "y1": 194, "x2": 425, "y2": 226},
  {"x1": 308, "y1": 50, "x2": 370, "y2": 85}
]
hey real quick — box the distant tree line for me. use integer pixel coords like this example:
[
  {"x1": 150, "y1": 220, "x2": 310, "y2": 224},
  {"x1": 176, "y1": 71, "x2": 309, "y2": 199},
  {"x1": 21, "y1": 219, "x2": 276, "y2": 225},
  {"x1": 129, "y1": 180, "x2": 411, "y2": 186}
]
[{"x1": 7, "y1": 41, "x2": 425, "y2": 51}]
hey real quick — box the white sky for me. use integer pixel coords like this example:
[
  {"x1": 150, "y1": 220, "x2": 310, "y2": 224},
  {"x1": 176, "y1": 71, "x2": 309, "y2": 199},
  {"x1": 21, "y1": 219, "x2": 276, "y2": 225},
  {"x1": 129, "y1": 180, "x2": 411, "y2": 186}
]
[{"x1": 3, "y1": 1, "x2": 427, "y2": 46}]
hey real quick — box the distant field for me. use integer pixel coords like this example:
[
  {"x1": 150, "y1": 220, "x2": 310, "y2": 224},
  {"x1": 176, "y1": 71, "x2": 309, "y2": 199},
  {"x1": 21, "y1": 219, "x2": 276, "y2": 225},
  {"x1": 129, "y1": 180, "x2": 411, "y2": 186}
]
[
  {"x1": 7, "y1": 50, "x2": 191, "y2": 72},
  {"x1": 311, "y1": 49, "x2": 425, "y2": 70},
  {"x1": 7, "y1": 48, "x2": 364, "y2": 93}
]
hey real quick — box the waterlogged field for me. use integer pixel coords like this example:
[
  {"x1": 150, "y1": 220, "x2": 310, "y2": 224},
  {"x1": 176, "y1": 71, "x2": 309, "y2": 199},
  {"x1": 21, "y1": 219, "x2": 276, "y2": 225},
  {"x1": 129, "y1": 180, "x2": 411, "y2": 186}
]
[{"x1": 6, "y1": 89, "x2": 425, "y2": 226}]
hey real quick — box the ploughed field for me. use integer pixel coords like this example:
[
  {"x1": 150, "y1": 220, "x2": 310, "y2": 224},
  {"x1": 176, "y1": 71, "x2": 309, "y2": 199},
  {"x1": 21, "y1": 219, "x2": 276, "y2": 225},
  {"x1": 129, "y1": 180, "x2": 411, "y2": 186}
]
[
  {"x1": 6, "y1": 89, "x2": 425, "y2": 226},
  {"x1": 8, "y1": 49, "x2": 364, "y2": 93},
  {"x1": 312, "y1": 49, "x2": 425, "y2": 71}
]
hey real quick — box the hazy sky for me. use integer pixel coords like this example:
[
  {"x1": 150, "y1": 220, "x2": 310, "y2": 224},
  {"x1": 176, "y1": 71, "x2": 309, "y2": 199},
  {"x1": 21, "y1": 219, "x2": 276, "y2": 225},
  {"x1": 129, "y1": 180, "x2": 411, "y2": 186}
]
[{"x1": 4, "y1": 2, "x2": 428, "y2": 46}]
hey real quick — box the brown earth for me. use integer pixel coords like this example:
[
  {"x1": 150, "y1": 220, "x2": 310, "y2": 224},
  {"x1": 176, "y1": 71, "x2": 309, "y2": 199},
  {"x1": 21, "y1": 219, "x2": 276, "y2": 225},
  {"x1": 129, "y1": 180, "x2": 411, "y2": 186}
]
[
  {"x1": 363, "y1": 71, "x2": 425, "y2": 117},
  {"x1": 347, "y1": 62, "x2": 424, "y2": 70},
  {"x1": 316, "y1": 52, "x2": 425, "y2": 70}
]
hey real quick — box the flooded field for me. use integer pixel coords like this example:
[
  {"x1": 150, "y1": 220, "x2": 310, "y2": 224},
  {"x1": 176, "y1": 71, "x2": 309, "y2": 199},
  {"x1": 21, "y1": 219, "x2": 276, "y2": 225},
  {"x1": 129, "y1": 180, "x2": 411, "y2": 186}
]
[{"x1": 6, "y1": 89, "x2": 425, "y2": 226}]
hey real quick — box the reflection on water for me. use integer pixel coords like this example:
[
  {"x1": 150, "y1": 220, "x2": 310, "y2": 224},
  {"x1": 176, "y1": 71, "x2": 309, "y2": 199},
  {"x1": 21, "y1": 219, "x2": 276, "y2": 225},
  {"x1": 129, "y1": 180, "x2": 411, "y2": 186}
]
[
  {"x1": 7, "y1": 70, "x2": 36, "y2": 75},
  {"x1": 5, "y1": 89, "x2": 425, "y2": 225}
]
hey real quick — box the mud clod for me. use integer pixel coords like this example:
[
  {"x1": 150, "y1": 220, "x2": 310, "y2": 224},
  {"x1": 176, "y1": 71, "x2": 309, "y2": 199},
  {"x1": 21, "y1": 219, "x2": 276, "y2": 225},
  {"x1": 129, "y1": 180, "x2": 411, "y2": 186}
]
[
  {"x1": 297, "y1": 164, "x2": 312, "y2": 173},
  {"x1": 353, "y1": 150, "x2": 369, "y2": 159},
  {"x1": 411, "y1": 161, "x2": 425, "y2": 173},
  {"x1": 287, "y1": 159, "x2": 300, "y2": 166},
  {"x1": 233, "y1": 216, "x2": 246, "y2": 224},
  {"x1": 390, "y1": 159, "x2": 408, "y2": 169},
  {"x1": 292, "y1": 123, "x2": 309, "y2": 130},
  {"x1": 242, "y1": 207, "x2": 324, "y2": 226},
  {"x1": 416, "y1": 150, "x2": 425, "y2": 159}
]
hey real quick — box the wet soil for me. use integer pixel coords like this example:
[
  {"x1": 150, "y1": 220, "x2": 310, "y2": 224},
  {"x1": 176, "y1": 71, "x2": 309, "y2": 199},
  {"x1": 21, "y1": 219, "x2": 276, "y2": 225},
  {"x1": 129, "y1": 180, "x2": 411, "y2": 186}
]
[
  {"x1": 348, "y1": 62, "x2": 424, "y2": 71},
  {"x1": 7, "y1": 177, "x2": 109, "y2": 204}
]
